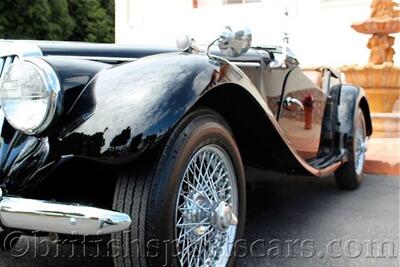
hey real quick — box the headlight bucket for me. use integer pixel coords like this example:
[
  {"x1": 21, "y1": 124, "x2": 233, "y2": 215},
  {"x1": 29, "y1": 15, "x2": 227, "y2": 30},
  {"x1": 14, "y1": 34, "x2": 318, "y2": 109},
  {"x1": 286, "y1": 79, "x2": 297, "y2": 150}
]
[{"x1": 0, "y1": 58, "x2": 62, "y2": 134}]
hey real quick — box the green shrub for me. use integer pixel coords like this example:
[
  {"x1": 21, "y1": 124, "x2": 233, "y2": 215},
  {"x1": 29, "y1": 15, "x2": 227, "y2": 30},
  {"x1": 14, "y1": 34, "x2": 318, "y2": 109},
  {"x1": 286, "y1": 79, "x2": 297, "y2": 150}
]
[{"x1": 0, "y1": 0, "x2": 114, "y2": 43}]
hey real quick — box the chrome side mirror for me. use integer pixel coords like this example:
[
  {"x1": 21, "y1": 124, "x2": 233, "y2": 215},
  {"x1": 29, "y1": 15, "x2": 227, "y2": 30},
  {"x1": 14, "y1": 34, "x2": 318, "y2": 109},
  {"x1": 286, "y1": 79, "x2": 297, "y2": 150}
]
[
  {"x1": 176, "y1": 35, "x2": 192, "y2": 52},
  {"x1": 176, "y1": 35, "x2": 199, "y2": 53},
  {"x1": 215, "y1": 26, "x2": 252, "y2": 58}
]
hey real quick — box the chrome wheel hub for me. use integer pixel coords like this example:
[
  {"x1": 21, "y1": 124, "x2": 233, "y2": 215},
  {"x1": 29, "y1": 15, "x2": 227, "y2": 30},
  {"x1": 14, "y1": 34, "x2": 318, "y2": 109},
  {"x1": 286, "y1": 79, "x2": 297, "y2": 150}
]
[
  {"x1": 184, "y1": 193, "x2": 211, "y2": 237},
  {"x1": 212, "y1": 201, "x2": 238, "y2": 232},
  {"x1": 175, "y1": 145, "x2": 238, "y2": 267},
  {"x1": 355, "y1": 118, "x2": 367, "y2": 175}
]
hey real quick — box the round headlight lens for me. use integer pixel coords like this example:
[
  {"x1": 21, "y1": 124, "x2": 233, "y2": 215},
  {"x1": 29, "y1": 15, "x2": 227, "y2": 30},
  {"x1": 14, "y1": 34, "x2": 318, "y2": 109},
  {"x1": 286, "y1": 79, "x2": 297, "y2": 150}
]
[{"x1": 0, "y1": 59, "x2": 61, "y2": 134}]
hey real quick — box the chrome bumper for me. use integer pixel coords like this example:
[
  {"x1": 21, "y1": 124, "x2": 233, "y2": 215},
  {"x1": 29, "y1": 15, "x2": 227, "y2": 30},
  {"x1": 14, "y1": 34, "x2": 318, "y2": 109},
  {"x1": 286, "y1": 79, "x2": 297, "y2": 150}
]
[{"x1": 0, "y1": 189, "x2": 131, "y2": 235}]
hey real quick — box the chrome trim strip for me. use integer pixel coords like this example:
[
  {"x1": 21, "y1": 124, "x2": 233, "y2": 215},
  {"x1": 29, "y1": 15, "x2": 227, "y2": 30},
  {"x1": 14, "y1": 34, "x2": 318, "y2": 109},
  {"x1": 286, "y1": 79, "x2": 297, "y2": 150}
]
[
  {"x1": 0, "y1": 189, "x2": 131, "y2": 235},
  {"x1": 47, "y1": 55, "x2": 137, "y2": 62},
  {"x1": 0, "y1": 41, "x2": 43, "y2": 58},
  {"x1": 0, "y1": 56, "x2": 14, "y2": 80},
  {"x1": 48, "y1": 57, "x2": 261, "y2": 68},
  {"x1": 232, "y1": 62, "x2": 261, "y2": 67}
]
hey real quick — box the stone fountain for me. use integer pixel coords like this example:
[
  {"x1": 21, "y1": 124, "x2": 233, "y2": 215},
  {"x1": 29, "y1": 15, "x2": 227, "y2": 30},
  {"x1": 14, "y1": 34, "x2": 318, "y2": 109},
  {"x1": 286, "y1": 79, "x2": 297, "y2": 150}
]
[{"x1": 342, "y1": 0, "x2": 400, "y2": 137}]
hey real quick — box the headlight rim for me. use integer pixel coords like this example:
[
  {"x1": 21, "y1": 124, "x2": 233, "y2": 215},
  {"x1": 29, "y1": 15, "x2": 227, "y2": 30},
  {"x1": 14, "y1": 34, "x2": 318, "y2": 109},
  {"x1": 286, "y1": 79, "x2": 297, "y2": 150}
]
[{"x1": 0, "y1": 57, "x2": 62, "y2": 135}]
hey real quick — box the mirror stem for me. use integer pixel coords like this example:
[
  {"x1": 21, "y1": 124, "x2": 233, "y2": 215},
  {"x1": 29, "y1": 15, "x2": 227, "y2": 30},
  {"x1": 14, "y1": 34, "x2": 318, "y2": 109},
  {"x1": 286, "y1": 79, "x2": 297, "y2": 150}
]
[{"x1": 206, "y1": 36, "x2": 221, "y2": 56}]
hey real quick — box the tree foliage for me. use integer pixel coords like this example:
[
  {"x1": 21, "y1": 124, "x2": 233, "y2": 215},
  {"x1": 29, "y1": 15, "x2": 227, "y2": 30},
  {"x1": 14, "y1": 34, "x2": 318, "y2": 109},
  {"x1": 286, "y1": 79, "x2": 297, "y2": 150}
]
[{"x1": 0, "y1": 0, "x2": 114, "y2": 43}]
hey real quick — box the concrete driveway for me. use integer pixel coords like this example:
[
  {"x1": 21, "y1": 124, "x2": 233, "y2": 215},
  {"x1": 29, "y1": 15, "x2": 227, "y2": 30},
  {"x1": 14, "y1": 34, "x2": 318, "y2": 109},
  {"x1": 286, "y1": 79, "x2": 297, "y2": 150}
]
[{"x1": 0, "y1": 174, "x2": 398, "y2": 267}]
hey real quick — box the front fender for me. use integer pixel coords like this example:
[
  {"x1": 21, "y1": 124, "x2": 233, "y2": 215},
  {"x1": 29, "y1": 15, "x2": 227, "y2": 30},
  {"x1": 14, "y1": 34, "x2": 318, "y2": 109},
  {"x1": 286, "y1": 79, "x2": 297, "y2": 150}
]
[
  {"x1": 336, "y1": 85, "x2": 373, "y2": 150},
  {"x1": 56, "y1": 52, "x2": 256, "y2": 163}
]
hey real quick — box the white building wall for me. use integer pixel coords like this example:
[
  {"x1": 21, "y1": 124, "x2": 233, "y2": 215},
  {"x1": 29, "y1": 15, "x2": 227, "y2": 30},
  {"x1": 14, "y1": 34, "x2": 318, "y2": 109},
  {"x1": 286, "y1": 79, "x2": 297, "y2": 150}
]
[{"x1": 115, "y1": 0, "x2": 400, "y2": 67}]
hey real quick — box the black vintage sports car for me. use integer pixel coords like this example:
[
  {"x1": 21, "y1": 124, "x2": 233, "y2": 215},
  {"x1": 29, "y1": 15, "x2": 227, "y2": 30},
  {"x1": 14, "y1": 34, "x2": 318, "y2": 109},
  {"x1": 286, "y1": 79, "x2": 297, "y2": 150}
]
[{"x1": 0, "y1": 27, "x2": 371, "y2": 266}]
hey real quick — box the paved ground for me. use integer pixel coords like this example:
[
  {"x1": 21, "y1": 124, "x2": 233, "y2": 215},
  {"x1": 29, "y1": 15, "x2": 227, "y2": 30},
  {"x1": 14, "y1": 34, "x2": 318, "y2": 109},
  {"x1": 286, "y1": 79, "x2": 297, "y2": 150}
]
[
  {"x1": 365, "y1": 138, "x2": 400, "y2": 176},
  {"x1": 0, "y1": 174, "x2": 398, "y2": 267}
]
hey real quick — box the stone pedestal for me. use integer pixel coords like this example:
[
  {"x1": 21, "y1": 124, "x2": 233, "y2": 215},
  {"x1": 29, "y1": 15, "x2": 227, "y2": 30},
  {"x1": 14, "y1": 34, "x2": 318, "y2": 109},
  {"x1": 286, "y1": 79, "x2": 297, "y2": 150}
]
[
  {"x1": 342, "y1": 0, "x2": 400, "y2": 137},
  {"x1": 342, "y1": 64, "x2": 400, "y2": 137},
  {"x1": 342, "y1": 64, "x2": 400, "y2": 113}
]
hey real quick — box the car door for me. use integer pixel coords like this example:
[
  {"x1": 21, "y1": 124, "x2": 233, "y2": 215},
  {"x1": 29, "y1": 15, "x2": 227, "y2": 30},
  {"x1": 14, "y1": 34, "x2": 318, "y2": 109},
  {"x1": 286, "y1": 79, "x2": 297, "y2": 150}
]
[{"x1": 277, "y1": 66, "x2": 328, "y2": 160}]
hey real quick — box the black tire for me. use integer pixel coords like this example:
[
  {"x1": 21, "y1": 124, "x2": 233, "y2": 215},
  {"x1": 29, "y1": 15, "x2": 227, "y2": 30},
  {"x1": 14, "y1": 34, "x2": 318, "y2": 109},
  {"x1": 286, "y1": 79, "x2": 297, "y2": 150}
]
[
  {"x1": 111, "y1": 108, "x2": 246, "y2": 267},
  {"x1": 334, "y1": 108, "x2": 367, "y2": 190}
]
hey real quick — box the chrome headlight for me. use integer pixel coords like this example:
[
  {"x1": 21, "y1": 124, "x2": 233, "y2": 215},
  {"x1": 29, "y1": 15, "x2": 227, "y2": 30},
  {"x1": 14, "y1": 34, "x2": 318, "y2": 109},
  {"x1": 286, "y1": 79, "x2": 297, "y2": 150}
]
[{"x1": 0, "y1": 58, "x2": 62, "y2": 134}]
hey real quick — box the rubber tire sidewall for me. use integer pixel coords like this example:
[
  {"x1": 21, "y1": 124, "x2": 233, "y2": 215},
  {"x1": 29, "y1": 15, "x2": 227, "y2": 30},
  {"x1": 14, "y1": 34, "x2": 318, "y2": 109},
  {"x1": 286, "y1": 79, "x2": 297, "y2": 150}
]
[
  {"x1": 335, "y1": 108, "x2": 366, "y2": 190},
  {"x1": 145, "y1": 109, "x2": 246, "y2": 267}
]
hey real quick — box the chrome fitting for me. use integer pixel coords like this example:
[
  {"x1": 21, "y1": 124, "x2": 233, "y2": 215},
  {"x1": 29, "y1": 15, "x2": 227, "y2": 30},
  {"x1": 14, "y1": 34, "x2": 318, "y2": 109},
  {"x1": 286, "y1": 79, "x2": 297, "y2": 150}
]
[{"x1": 0, "y1": 193, "x2": 131, "y2": 235}]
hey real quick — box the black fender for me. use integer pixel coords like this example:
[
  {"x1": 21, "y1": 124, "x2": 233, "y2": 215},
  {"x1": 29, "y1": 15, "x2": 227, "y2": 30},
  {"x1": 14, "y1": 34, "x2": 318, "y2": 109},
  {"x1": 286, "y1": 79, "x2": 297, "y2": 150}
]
[
  {"x1": 52, "y1": 52, "x2": 339, "y2": 177},
  {"x1": 40, "y1": 57, "x2": 111, "y2": 129},
  {"x1": 313, "y1": 84, "x2": 372, "y2": 170},
  {"x1": 55, "y1": 52, "x2": 261, "y2": 163},
  {"x1": 0, "y1": 118, "x2": 49, "y2": 194},
  {"x1": 0, "y1": 58, "x2": 109, "y2": 193},
  {"x1": 336, "y1": 85, "x2": 373, "y2": 151},
  {"x1": 2, "y1": 52, "x2": 372, "y2": 191}
]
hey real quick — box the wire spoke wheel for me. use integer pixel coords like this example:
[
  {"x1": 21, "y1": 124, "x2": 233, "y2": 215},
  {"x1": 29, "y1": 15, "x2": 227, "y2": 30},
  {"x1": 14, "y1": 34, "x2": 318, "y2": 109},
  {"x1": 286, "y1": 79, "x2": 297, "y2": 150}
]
[
  {"x1": 335, "y1": 108, "x2": 367, "y2": 190},
  {"x1": 175, "y1": 144, "x2": 238, "y2": 267},
  {"x1": 354, "y1": 117, "x2": 367, "y2": 175}
]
